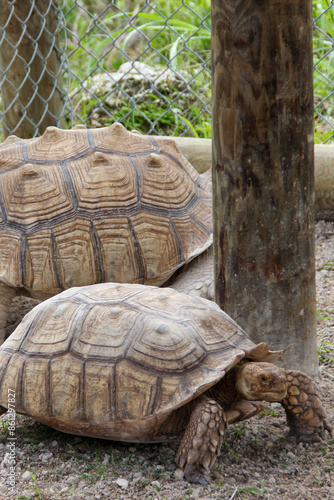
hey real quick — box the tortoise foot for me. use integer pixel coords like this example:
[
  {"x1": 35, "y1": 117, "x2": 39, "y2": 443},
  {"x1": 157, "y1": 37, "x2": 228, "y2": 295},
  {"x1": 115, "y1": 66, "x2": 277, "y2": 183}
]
[
  {"x1": 176, "y1": 396, "x2": 226, "y2": 485},
  {"x1": 183, "y1": 463, "x2": 211, "y2": 485},
  {"x1": 282, "y1": 370, "x2": 332, "y2": 440}
]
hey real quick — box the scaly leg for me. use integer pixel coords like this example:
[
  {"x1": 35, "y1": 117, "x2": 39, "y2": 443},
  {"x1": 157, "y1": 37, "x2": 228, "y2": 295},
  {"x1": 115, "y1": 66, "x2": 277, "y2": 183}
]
[
  {"x1": 224, "y1": 401, "x2": 266, "y2": 425},
  {"x1": 282, "y1": 370, "x2": 332, "y2": 439},
  {"x1": 176, "y1": 395, "x2": 226, "y2": 485},
  {"x1": 0, "y1": 282, "x2": 16, "y2": 344}
]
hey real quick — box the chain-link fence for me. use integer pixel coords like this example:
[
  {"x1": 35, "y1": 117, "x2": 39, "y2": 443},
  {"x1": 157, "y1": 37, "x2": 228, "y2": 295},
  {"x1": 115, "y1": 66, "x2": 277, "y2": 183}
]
[{"x1": 0, "y1": 0, "x2": 333, "y2": 142}]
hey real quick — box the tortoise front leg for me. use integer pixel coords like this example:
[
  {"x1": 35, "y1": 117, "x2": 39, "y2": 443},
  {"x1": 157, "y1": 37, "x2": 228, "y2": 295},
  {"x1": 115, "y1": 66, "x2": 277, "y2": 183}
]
[
  {"x1": 0, "y1": 282, "x2": 16, "y2": 344},
  {"x1": 282, "y1": 370, "x2": 332, "y2": 439},
  {"x1": 176, "y1": 395, "x2": 226, "y2": 485}
]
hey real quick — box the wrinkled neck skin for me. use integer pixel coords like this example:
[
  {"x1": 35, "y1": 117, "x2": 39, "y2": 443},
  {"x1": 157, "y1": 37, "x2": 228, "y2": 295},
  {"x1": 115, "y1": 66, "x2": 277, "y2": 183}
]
[{"x1": 206, "y1": 366, "x2": 242, "y2": 406}]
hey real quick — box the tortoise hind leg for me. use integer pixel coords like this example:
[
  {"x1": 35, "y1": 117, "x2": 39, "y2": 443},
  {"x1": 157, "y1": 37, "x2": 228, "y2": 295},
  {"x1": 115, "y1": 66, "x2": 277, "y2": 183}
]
[
  {"x1": 282, "y1": 370, "x2": 332, "y2": 439},
  {"x1": 0, "y1": 282, "x2": 16, "y2": 344},
  {"x1": 176, "y1": 395, "x2": 226, "y2": 485}
]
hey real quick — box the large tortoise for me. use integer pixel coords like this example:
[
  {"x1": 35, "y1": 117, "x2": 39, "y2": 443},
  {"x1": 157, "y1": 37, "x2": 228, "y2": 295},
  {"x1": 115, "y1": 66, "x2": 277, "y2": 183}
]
[
  {"x1": 0, "y1": 283, "x2": 331, "y2": 485},
  {"x1": 0, "y1": 123, "x2": 212, "y2": 342}
]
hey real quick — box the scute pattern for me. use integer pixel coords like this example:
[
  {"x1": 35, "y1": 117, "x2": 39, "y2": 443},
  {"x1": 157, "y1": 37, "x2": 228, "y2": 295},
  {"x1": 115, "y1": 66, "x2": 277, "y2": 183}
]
[
  {"x1": 0, "y1": 283, "x2": 262, "y2": 441},
  {"x1": 0, "y1": 123, "x2": 212, "y2": 297}
]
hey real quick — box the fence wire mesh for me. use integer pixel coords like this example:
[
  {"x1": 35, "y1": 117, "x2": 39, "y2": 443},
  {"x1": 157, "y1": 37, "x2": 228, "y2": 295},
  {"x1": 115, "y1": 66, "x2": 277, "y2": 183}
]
[{"x1": 0, "y1": 0, "x2": 333, "y2": 142}]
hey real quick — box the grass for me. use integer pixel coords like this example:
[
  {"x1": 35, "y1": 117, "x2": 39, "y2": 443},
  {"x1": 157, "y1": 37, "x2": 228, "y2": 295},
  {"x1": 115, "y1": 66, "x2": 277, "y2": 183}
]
[
  {"x1": 317, "y1": 339, "x2": 334, "y2": 364},
  {"x1": 62, "y1": 0, "x2": 211, "y2": 136},
  {"x1": 61, "y1": 0, "x2": 333, "y2": 142}
]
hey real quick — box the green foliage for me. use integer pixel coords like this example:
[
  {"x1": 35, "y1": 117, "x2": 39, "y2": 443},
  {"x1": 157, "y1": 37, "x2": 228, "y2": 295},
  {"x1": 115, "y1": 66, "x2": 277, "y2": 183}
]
[
  {"x1": 62, "y1": 0, "x2": 333, "y2": 141},
  {"x1": 234, "y1": 481, "x2": 269, "y2": 498},
  {"x1": 0, "y1": 419, "x2": 8, "y2": 440},
  {"x1": 317, "y1": 339, "x2": 334, "y2": 364},
  {"x1": 313, "y1": 1, "x2": 334, "y2": 142}
]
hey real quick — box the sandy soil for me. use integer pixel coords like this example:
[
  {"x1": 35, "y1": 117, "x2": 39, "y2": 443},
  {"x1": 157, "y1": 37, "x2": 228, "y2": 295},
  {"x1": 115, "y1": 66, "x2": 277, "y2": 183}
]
[{"x1": 0, "y1": 221, "x2": 333, "y2": 500}]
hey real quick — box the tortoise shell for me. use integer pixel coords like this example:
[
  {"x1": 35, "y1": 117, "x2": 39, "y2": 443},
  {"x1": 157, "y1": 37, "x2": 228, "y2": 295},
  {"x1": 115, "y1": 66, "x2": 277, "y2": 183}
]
[
  {"x1": 0, "y1": 283, "x2": 275, "y2": 441},
  {"x1": 0, "y1": 123, "x2": 212, "y2": 297}
]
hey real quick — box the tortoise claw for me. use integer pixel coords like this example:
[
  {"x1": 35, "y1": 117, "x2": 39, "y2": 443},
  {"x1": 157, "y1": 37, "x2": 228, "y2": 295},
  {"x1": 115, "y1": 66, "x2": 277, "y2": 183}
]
[{"x1": 183, "y1": 463, "x2": 211, "y2": 485}]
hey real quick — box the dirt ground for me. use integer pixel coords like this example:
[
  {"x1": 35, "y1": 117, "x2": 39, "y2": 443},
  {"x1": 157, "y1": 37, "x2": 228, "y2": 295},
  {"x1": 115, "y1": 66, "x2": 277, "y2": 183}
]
[{"x1": 0, "y1": 220, "x2": 333, "y2": 500}]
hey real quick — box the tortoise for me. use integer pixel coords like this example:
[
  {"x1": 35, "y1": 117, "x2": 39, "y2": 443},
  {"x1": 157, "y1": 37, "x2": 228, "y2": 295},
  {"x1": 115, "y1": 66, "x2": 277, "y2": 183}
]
[
  {"x1": 0, "y1": 283, "x2": 331, "y2": 485},
  {"x1": 0, "y1": 123, "x2": 212, "y2": 343}
]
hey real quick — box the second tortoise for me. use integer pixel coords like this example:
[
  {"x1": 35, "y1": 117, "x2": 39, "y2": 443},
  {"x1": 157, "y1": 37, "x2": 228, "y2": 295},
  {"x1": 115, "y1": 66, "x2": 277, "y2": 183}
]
[{"x1": 0, "y1": 283, "x2": 331, "y2": 485}]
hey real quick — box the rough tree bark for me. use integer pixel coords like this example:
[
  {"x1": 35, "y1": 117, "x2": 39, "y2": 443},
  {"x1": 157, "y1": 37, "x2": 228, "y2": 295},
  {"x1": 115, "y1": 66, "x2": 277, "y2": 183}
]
[
  {"x1": 0, "y1": 0, "x2": 65, "y2": 138},
  {"x1": 211, "y1": 0, "x2": 318, "y2": 375},
  {"x1": 172, "y1": 138, "x2": 334, "y2": 219}
]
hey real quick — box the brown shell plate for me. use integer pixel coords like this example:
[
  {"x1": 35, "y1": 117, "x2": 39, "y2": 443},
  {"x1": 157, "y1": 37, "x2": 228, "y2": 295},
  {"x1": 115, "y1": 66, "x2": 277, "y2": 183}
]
[
  {"x1": 0, "y1": 124, "x2": 212, "y2": 294},
  {"x1": 0, "y1": 283, "x2": 268, "y2": 442}
]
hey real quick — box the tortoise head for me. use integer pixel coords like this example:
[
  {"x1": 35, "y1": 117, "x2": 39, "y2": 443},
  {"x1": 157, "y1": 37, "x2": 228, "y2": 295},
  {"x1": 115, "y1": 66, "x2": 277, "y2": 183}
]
[{"x1": 236, "y1": 362, "x2": 288, "y2": 402}]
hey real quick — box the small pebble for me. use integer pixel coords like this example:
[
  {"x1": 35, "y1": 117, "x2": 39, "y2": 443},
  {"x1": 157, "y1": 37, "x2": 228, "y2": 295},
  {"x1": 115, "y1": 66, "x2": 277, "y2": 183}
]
[
  {"x1": 0, "y1": 483, "x2": 7, "y2": 494},
  {"x1": 22, "y1": 471, "x2": 32, "y2": 481},
  {"x1": 59, "y1": 486, "x2": 70, "y2": 494},
  {"x1": 39, "y1": 451, "x2": 53, "y2": 462},
  {"x1": 2, "y1": 453, "x2": 12, "y2": 467},
  {"x1": 151, "y1": 480, "x2": 161, "y2": 490},
  {"x1": 114, "y1": 478, "x2": 129, "y2": 489},
  {"x1": 174, "y1": 469, "x2": 184, "y2": 480}
]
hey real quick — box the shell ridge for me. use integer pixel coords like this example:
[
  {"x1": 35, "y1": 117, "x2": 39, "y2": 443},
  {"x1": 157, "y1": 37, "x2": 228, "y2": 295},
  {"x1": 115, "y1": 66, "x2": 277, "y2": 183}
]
[
  {"x1": 188, "y1": 213, "x2": 212, "y2": 236},
  {"x1": 129, "y1": 156, "x2": 142, "y2": 203},
  {"x1": 46, "y1": 358, "x2": 53, "y2": 418},
  {"x1": 150, "y1": 375, "x2": 163, "y2": 415},
  {"x1": 51, "y1": 228, "x2": 63, "y2": 289},
  {"x1": 169, "y1": 217, "x2": 184, "y2": 264},
  {"x1": 0, "y1": 198, "x2": 211, "y2": 233},
  {"x1": 20, "y1": 232, "x2": 27, "y2": 288},
  {"x1": 160, "y1": 150, "x2": 198, "y2": 183},
  {"x1": 22, "y1": 142, "x2": 29, "y2": 162},
  {"x1": 19, "y1": 357, "x2": 27, "y2": 413},
  {"x1": 0, "y1": 352, "x2": 12, "y2": 398},
  {"x1": 87, "y1": 129, "x2": 96, "y2": 150},
  {"x1": 147, "y1": 136, "x2": 161, "y2": 151},
  {"x1": 60, "y1": 161, "x2": 79, "y2": 210},
  {"x1": 90, "y1": 220, "x2": 105, "y2": 282},
  {"x1": 127, "y1": 217, "x2": 145, "y2": 280},
  {"x1": 0, "y1": 183, "x2": 7, "y2": 222}
]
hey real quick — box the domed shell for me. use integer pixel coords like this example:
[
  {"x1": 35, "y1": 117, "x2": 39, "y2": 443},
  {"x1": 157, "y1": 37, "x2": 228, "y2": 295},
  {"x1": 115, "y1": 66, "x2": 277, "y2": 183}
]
[
  {"x1": 0, "y1": 124, "x2": 212, "y2": 296},
  {"x1": 0, "y1": 284, "x2": 276, "y2": 442}
]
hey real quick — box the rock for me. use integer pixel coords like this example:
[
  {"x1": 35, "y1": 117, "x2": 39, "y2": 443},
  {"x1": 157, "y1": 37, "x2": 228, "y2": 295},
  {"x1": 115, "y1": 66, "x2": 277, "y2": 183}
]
[
  {"x1": 2, "y1": 453, "x2": 13, "y2": 467},
  {"x1": 59, "y1": 486, "x2": 70, "y2": 494},
  {"x1": 39, "y1": 451, "x2": 53, "y2": 462},
  {"x1": 151, "y1": 480, "x2": 161, "y2": 491},
  {"x1": 173, "y1": 469, "x2": 185, "y2": 480},
  {"x1": 114, "y1": 478, "x2": 129, "y2": 489},
  {"x1": 22, "y1": 471, "x2": 32, "y2": 481}
]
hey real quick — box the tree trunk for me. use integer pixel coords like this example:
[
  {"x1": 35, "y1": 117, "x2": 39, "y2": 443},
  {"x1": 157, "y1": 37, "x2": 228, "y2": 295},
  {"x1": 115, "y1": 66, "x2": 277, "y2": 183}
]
[
  {"x1": 211, "y1": 0, "x2": 318, "y2": 375},
  {"x1": 171, "y1": 137, "x2": 334, "y2": 219},
  {"x1": 0, "y1": 0, "x2": 65, "y2": 138}
]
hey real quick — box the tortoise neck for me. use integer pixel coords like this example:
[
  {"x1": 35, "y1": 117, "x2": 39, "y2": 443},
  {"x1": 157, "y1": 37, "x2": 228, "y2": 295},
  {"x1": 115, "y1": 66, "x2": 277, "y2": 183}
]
[{"x1": 206, "y1": 366, "x2": 242, "y2": 405}]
